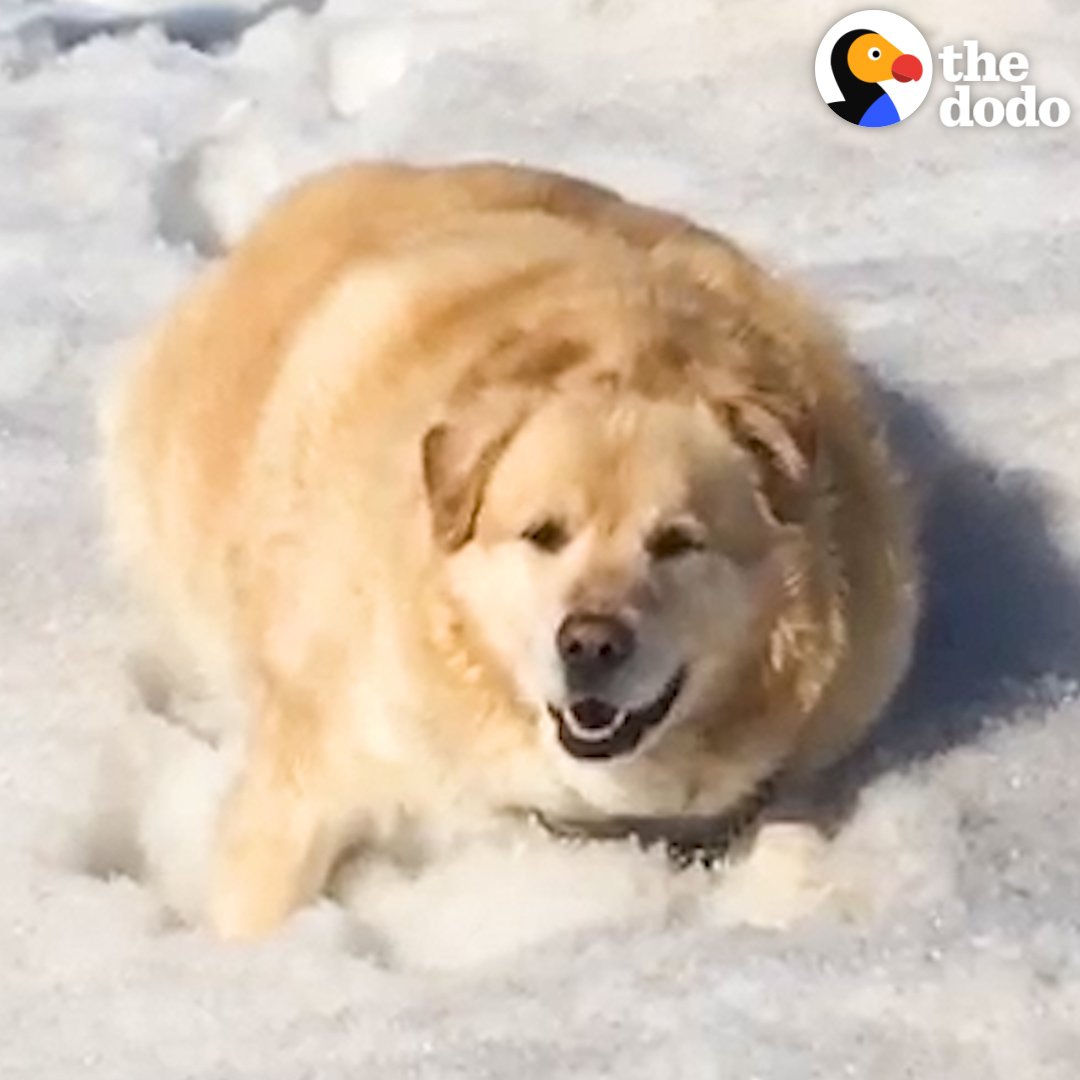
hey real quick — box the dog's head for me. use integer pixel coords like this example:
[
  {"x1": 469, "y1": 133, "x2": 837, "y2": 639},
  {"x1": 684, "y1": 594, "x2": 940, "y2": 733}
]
[{"x1": 422, "y1": 372, "x2": 814, "y2": 764}]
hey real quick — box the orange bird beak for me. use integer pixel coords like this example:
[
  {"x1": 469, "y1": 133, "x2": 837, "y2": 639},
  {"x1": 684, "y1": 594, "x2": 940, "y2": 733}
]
[{"x1": 891, "y1": 54, "x2": 923, "y2": 82}]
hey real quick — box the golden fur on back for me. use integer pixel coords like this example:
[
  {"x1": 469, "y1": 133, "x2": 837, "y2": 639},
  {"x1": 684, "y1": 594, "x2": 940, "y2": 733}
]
[{"x1": 103, "y1": 161, "x2": 919, "y2": 937}]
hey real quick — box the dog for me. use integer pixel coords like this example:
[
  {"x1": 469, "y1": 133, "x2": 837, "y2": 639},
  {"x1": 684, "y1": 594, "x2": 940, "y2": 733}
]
[{"x1": 102, "y1": 161, "x2": 919, "y2": 938}]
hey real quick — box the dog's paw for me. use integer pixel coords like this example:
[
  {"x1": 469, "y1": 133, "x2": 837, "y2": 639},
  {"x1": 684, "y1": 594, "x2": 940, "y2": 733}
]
[{"x1": 710, "y1": 821, "x2": 832, "y2": 930}]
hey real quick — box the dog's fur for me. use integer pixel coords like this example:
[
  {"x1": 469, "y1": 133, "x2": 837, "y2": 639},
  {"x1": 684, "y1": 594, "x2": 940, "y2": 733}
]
[{"x1": 102, "y1": 161, "x2": 919, "y2": 937}]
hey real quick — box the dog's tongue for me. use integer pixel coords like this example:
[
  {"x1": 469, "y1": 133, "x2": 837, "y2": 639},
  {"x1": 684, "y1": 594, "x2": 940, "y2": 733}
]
[{"x1": 570, "y1": 699, "x2": 618, "y2": 731}]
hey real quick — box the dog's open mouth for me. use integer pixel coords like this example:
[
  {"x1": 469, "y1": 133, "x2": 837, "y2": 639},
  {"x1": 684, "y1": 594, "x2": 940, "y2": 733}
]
[{"x1": 548, "y1": 668, "x2": 686, "y2": 761}]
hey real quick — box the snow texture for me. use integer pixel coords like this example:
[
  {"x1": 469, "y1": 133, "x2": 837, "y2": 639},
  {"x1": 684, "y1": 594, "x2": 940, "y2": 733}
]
[{"x1": 2, "y1": 0, "x2": 1080, "y2": 1075}]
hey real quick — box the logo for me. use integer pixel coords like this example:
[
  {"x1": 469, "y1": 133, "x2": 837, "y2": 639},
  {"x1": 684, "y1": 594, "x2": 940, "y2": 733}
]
[
  {"x1": 815, "y1": 10, "x2": 933, "y2": 127},
  {"x1": 939, "y1": 42, "x2": 1070, "y2": 128}
]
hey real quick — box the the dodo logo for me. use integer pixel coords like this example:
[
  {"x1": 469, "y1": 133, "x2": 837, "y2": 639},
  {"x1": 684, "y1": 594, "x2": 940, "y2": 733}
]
[{"x1": 815, "y1": 10, "x2": 932, "y2": 128}]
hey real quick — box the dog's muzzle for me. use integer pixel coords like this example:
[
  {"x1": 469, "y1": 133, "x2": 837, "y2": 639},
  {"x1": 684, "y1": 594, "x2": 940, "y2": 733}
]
[{"x1": 547, "y1": 667, "x2": 686, "y2": 761}]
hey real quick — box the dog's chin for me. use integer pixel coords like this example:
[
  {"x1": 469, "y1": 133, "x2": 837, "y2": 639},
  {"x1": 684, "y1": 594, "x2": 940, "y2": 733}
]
[{"x1": 546, "y1": 667, "x2": 687, "y2": 762}]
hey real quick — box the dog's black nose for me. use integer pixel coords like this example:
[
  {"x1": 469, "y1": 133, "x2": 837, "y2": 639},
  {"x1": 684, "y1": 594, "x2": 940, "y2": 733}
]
[{"x1": 557, "y1": 613, "x2": 635, "y2": 687}]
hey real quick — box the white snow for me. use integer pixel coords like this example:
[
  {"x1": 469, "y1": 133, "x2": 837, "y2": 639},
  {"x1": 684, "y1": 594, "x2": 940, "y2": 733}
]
[{"x1": 2, "y1": 0, "x2": 1080, "y2": 1075}]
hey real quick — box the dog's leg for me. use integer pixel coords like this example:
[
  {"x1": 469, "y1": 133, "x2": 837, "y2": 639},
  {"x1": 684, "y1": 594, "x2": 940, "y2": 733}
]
[
  {"x1": 207, "y1": 694, "x2": 353, "y2": 939},
  {"x1": 209, "y1": 772, "x2": 333, "y2": 938}
]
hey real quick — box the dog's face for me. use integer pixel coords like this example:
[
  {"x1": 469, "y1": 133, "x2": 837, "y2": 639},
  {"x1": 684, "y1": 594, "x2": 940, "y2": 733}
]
[{"x1": 424, "y1": 385, "x2": 807, "y2": 764}]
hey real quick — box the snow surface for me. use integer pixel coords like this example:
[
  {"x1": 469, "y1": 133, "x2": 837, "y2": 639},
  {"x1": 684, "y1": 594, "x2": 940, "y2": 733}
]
[{"x1": 2, "y1": 0, "x2": 1080, "y2": 1075}]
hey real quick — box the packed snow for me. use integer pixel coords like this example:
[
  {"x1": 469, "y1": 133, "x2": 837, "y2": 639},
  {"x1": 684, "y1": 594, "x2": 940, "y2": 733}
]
[{"x1": 2, "y1": 0, "x2": 1080, "y2": 1075}]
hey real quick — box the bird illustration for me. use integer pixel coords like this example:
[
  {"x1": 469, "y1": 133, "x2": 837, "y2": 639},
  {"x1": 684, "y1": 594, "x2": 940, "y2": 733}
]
[{"x1": 829, "y1": 29, "x2": 924, "y2": 127}]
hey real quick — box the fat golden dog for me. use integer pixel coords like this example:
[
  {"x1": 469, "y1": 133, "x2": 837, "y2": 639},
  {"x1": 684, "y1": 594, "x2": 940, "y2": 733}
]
[{"x1": 102, "y1": 162, "x2": 919, "y2": 938}]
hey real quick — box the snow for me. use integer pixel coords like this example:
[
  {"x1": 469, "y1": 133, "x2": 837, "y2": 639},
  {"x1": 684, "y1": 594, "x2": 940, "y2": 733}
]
[{"x1": 2, "y1": 0, "x2": 1080, "y2": 1074}]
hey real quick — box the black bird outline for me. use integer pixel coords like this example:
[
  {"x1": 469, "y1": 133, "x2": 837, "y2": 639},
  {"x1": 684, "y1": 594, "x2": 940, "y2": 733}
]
[{"x1": 829, "y1": 28, "x2": 885, "y2": 125}]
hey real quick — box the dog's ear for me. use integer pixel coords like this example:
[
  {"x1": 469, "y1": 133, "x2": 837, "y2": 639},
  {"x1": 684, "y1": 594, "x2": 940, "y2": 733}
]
[
  {"x1": 715, "y1": 392, "x2": 817, "y2": 526},
  {"x1": 421, "y1": 389, "x2": 531, "y2": 550}
]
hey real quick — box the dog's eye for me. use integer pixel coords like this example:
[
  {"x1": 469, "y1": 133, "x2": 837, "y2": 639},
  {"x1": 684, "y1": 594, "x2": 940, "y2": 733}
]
[
  {"x1": 647, "y1": 523, "x2": 706, "y2": 560},
  {"x1": 521, "y1": 518, "x2": 569, "y2": 552}
]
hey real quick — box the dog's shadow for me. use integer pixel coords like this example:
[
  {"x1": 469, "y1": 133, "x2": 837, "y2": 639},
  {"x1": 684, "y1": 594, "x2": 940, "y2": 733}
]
[{"x1": 807, "y1": 384, "x2": 1080, "y2": 811}]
